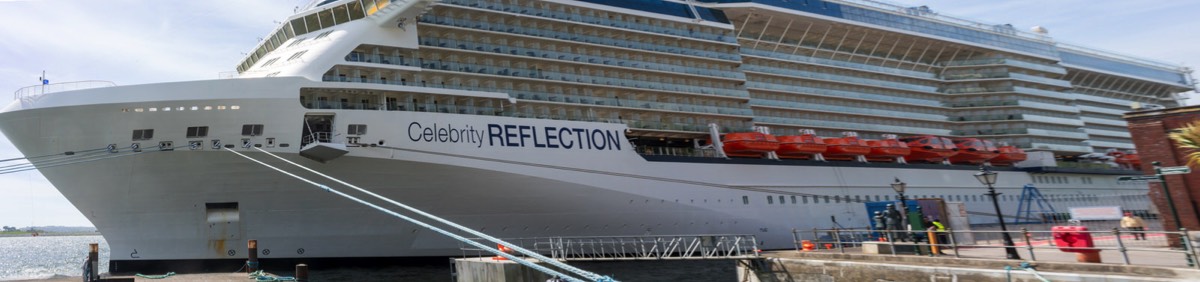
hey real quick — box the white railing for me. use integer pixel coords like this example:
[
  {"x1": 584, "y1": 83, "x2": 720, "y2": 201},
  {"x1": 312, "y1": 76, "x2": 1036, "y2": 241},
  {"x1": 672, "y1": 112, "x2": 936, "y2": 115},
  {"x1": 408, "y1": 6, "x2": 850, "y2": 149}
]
[
  {"x1": 462, "y1": 234, "x2": 761, "y2": 261},
  {"x1": 13, "y1": 80, "x2": 116, "y2": 100}
]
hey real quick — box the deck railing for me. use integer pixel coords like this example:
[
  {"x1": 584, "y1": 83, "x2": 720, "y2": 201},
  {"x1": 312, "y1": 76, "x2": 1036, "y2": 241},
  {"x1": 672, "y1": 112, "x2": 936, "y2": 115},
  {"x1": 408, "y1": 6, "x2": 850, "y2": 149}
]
[{"x1": 13, "y1": 80, "x2": 116, "y2": 100}]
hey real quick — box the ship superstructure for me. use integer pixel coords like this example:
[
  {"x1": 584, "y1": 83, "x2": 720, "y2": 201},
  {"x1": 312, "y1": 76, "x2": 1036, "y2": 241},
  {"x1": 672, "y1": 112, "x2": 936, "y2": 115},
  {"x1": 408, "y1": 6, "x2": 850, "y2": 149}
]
[{"x1": 0, "y1": 0, "x2": 1194, "y2": 272}]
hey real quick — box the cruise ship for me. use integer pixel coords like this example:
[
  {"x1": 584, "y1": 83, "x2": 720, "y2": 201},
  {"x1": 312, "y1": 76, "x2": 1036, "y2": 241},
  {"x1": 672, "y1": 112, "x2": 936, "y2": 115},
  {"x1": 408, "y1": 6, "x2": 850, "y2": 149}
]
[{"x1": 1, "y1": 0, "x2": 1195, "y2": 272}]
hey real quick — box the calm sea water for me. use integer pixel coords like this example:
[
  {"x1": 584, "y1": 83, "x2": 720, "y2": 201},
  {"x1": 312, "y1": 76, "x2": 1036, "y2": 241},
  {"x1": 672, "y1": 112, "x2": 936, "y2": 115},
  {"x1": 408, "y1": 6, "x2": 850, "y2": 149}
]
[
  {"x1": 0, "y1": 235, "x2": 734, "y2": 281},
  {"x1": 0, "y1": 235, "x2": 108, "y2": 281}
]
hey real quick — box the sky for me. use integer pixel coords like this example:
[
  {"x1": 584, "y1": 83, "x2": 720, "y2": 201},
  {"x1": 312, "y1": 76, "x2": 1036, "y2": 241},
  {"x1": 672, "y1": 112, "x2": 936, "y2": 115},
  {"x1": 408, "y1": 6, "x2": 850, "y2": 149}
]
[{"x1": 0, "y1": 0, "x2": 1197, "y2": 227}]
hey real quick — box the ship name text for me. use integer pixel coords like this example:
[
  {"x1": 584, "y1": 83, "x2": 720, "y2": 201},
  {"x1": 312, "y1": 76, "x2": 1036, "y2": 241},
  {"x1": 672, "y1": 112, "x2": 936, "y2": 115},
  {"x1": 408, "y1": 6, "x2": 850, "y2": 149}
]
[{"x1": 407, "y1": 122, "x2": 623, "y2": 150}]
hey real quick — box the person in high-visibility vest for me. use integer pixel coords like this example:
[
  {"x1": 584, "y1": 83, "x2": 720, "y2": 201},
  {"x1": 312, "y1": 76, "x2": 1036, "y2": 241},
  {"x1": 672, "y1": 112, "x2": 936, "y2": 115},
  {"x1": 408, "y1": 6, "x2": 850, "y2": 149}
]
[{"x1": 931, "y1": 219, "x2": 947, "y2": 254}]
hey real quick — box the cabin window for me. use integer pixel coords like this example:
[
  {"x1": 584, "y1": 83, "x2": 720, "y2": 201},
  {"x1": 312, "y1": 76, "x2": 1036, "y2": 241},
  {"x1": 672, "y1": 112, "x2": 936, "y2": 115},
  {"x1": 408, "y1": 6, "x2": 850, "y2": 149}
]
[
  {"x1": 790, "y1": 196, "x2": 796, "y2": 204},
  {"x1": 824, "y1": 196, "x2": 831, "y2": 203},
  {"x1": 241, "y1": 124, "x2": 264, "y2": 136},
  {"x1": 778, "y1": 196, "x2": 784, "y2": 205},
  {"x1": 834, "y1": 196, "x2": 841, "y2": 203},
  {"x1": 766, "y1": 196, "x2": 773, "y2": 205},
  {"x1": 742, "y1": 196, "x2": 748, "y2": 205},
  {"x1": 132, "y1": 129, "x2": 154, "y2": 141},
  {"x1": 348, "y1": 124, "x2": 367, "y2": 135},
  {"x1": 186, "y1": 126, "x2": 209, "y2": 138},
  {"x1": 855, "y1": 195, "x2": 862, "y2": 202},
  {"x1": 874, "y1": 195, "x2": 881, "y2": 201}
]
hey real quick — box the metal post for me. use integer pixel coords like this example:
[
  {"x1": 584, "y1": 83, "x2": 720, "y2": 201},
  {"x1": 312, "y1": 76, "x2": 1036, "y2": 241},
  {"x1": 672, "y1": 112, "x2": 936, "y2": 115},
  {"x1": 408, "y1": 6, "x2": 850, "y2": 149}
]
[
  {"x1": 295, "y1": 264, "x2": 309, "y2": 282},
  {"x1": 1154, "y1": 161, "x2": 1185, "y2": 246},
  {"x1": 1022, "y1": 228, "x2": 1036, "y2": 261},
  {"x1": 1113, "y1": 228, "x2": 1130, "y2": 265},
  {"x1": 897, "y1": 191, "x2": 909, "y2": 242},
  {"x1": 948, "y1": 228, "x2": 960, "y2": 258},
  {"x1": 792, "y1": 228, "x2": 800, "y2": 252},
  {"x1": 1183, "y1": 228, "x2": 1198, "y2": 268},
  {"x1": 927, "y1": 229, "x2": 938, "y2": 256},
  {"x1": 887, "y1": 229, "x2": 897, "y2": 256},
  {"x1": 834, "y1": 228, "x2": 844, "y2": 254},
  {"x1": 87, "y1": 243, "x2": 99, "y2": 282},
  {"x1": 986, "y1": 182, "x2": 1022, "y2": 260},
  {"x1": 247, "y1": 239, "x2": 259, "y2": 272}
]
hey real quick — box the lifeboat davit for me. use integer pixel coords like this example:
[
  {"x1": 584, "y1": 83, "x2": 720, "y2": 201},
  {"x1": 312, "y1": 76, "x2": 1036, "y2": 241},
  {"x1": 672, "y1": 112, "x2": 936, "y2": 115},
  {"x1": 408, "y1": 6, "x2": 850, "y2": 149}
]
[
  {"x1": 721, "y1": 132, "x2": 780, "y2": 158},
  {"x1": 901, "y1": 135, "x2": 958, "y2": 163},
  {"x1": 990, "y1": 145, "x2": 1027, "y2": 166},
  {"x1": 824, "y1": 132, "x2": 871, "y2": 162},
  {"x1": 777, "y1": 129, "x2": 827, "y2": 160},
  {"x1": 866, "y1": 134, "x2": 911, "y2": 163},
  {"x1": 949, "y1": 138, "x2": 1000, "y2": 165},
  {"x1": 1108, "y1": 150, "x2": 1142, "y2": 170}
]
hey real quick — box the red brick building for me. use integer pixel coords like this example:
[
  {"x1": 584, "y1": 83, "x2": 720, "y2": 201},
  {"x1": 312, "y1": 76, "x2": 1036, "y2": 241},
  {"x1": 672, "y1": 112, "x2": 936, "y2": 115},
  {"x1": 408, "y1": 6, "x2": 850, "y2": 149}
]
[{"x1": 1125, "y1": 105, "x2": 1200, "y2": 237}]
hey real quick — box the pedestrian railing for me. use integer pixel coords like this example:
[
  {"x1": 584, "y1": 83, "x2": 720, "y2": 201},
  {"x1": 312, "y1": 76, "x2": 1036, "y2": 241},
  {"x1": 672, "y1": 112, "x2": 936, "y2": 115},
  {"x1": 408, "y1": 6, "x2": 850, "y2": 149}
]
[
  {"x1": 793, "y1": 227, "x2": 1200, "y2": 269},
  {"x1": 461, "y1": 234, "x2": 760, "y2": 261}
]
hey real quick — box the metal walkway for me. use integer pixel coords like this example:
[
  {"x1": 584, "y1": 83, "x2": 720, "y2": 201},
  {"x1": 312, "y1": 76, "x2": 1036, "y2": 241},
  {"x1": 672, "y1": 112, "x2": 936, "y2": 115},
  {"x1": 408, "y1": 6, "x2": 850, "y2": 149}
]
[{"x1": 464, "y1": 234, "x2": 761, "y2": 261}]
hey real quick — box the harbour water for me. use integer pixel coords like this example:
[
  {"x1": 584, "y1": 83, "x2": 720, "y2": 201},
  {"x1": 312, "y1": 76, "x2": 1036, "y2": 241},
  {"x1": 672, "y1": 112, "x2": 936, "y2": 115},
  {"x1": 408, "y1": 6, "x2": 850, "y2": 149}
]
[
  {"x1": 0, "y1": 235, "x2": 108, "y2": 281},
  {"x1": 0, "y1": 235, "x2": 733, "y2": 281}
]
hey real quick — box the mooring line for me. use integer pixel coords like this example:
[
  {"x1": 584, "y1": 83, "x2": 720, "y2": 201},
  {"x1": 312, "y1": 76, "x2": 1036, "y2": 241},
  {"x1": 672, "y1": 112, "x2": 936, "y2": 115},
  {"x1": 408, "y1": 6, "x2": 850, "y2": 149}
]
[{"x1": 225, "y1": 148, "x2": 602, "y2": 282}]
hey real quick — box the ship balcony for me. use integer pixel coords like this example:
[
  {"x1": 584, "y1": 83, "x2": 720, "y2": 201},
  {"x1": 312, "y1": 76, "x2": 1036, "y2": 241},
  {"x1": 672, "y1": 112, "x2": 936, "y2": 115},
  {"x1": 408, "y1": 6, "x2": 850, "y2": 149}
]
[
  {"x1": 439, "y1": 0, "x2": 735, "y2": 44},
  {"x1": 942, "y1": 58, "x2": 1068, "y2": 75},
  {"x1": 743, "y1": 66, "x2": 941, "y2": 95},
  {"x1": 416, "y1": 37, "x2": 745, "y2": 80},
  {"x1": 1076, "y1": 105, "x2": 1130, "y2": 115},
  {"x1": 414, "y1": 60, "x2": 748, "y2": 99},
  {"x1": 1072, "y1": 93, "x2": 1139, "y2": 107},
  {"x1": 943, "y1": 86, "x2": 1073, "y2": 101},
  {"x1": 1082, "y1": 128, "x2": 1133, "y2": 138},
  {"x1": 419, "y1": 14, "x2": 740, "y2": 62},
  {"x1": 1079, "y1": 117, "x2": 1128, "y2": 127},
  {"x1": 951, "y1": 128, "x2": 1089, "y2": 139},
  {"x1": 1084, "y1": 140, "x2": 1136, "y2": 149},
  {"x1": 739, "y1": 48, "x2": 939, "y2": 80},
  {"x1": 1026, "y1": 142, "x2": 1093, "y2": 153},
  {"x1": 943, "y1": 72, "x2": 1073, "y2": 89},
  {"x1": 950, "y1": 114, "x2": 1084, "y2": 126},
  {"x1": 746, "y1": 82, "x2": 941, "y2": 107},
  {"x1": 749, "y1": 100, "x2": 947, "y2": 122},
  {"x1": 754, "y1": 116, "x2": 952, "y2": 136},
  {"x1": 944, "y1": 100, "x2": 1079, "y2": 113}
]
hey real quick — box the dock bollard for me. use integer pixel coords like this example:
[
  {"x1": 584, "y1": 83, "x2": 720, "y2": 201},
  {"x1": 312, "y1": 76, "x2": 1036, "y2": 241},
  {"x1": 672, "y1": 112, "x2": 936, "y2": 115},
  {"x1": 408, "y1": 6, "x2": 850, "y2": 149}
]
[
  {"x1": 295, "y1": 264, "x2": 309, "y2": 282},
  {"x1": 247, "y1": 240, "x2": 258, "y2": 272},
  {"x1": 88, "y1": 243, "x2": 99, "y2": 281}
]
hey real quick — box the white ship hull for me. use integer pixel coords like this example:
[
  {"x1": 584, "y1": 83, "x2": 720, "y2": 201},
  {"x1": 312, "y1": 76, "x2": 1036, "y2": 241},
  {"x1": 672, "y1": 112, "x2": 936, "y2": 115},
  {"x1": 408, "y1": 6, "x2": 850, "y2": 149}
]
[{"x1": 0, "y1": 78, "x2": 1150, "y2": 271}]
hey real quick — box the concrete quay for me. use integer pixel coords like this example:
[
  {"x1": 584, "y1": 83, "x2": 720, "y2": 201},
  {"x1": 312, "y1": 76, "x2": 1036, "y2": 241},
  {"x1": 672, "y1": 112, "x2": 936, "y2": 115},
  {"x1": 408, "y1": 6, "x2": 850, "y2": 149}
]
[{"x1": 741, "y1": 250, "x2": 1200, "y2": 282}]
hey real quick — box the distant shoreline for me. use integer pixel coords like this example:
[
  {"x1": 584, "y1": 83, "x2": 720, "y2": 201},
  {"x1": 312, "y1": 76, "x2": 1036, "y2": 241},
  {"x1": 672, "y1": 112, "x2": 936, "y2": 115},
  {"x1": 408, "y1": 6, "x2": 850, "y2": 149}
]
[{"x1": 0, "y1": 232, "x2": 101, "y2": 238}]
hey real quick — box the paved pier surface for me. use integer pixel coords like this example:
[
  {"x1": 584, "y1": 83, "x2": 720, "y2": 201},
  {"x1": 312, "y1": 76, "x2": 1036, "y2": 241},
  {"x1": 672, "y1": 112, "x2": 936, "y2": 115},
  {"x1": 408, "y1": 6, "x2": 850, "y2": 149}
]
[{"x1": 747, "y1": 248, "x2": 1200, "y2": 281}]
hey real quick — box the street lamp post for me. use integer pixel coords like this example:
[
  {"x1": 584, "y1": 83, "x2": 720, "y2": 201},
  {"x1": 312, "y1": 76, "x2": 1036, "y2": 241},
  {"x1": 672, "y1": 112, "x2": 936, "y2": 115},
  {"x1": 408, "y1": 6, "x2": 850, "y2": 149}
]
[
  {"x1": 891, "y1": 178, "x2": 909, "y2": 241},
  {"x1": 975, "y1": 166, "x2": 1021, "y2": 260}
]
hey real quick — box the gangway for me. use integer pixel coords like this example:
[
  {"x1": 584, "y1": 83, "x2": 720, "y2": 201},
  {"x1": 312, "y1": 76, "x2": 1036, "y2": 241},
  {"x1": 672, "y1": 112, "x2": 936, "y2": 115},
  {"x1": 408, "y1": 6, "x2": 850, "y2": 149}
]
[{"x1": 463, "y1": 235, "x2": 760, "y2": 261}]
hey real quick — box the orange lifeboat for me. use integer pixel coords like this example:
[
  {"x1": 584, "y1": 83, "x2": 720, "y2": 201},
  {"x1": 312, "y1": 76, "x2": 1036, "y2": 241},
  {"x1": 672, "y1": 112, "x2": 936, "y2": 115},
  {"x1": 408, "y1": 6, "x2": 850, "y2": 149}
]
[
  {"x1": 990, "y1": 144, "x2": 1027, "y2": 166},
  {"x1": 721, "y1": 132, "x2": 780, "y2": 158},
  {"x1": 866, "y1": 134, "x2": 911, "y2": 163},
  {"x1": 777, "y1": 129, "x2": 827, "y2": 160},
  {"x1": 948, "y1": 138, "x2": 1000, "y2": 165},
  {"x1": 824, "y1": 132, "x2": 871, "y2": 161},
  {"x1": 901, "y1": 135, "x2": 958, "y2": 163},
  {"x1": 1108, "y1": 150, "x2": 1142, "y2": 170}
]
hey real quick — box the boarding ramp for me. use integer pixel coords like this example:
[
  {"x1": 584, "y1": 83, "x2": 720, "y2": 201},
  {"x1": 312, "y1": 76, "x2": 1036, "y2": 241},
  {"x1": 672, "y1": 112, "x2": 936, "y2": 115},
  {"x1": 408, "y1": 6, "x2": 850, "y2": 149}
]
[{"x1": 463, "y1": 234, "x2": 760, "y2": 261}]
